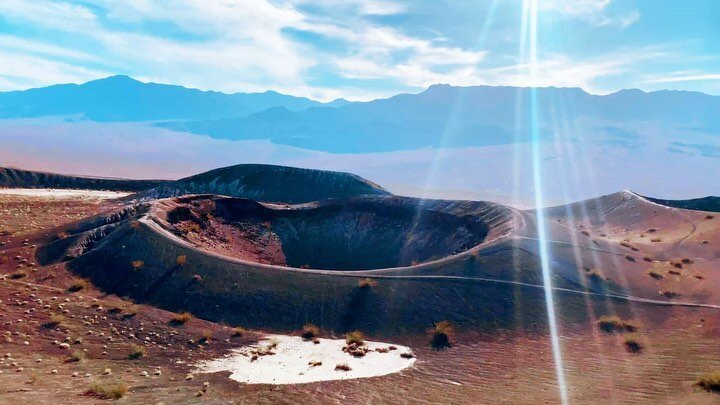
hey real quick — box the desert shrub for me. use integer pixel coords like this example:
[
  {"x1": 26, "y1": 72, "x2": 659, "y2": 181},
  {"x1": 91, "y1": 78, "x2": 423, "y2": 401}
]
[
  {"x1": 334, "y1": 363, "x2": 351, "y2": 371},
  {"x1": 620, "y1": 241, "x2": 632, "y2": 248},
  {"x1": 651, "y1": 238, "x2": 662, "y2": 242},
  {"x1": 668, "y1": 269, "x2": 682, "y2": 276},
  {"x1": 169, "y1": 311, "x2": 192, "y2": 326},
  {"x1": 643, "y1": 256, "x2": 653, "y2": 262},
  {"x1": 400, "y1": 352, "x2": 415, "y2": 359},
  {"x1": 9, "y1": 270, "x2": 27, "y2": 279},
  {"x1": 358, "y1": 278, "x2": 378, "y2": 289},
  {"x1": 107, "y1": 306, "x2": 123, "y2": 315},
  {"x1": 625, "y1": 255, "x2": 636, "y2": 262},
  {"x1": 623, "y1": 334, "x2": 643, "y2": 353},
  {"x1": 429, "y1": 320, "x2": 454, "y2": 349},
  {"x1": 696, "y1": 371, "x2": 720, "y2": 393},
  {"x1": 659, "y1": 290, "x2": 680, "y2": 298},
  {"x1": 706, "y1": 215, "x2": 715, "y2": 220},
  {"x1": 301, "y1": 324, "x2": 320, "y2": 340},
  {"x1": 176, "y1": 255, "x2": 187, "y2": 266},
  {"x1": 86, "y1": 383, "x2": 128, "y2": 400},
  {"x1": 65, "y1": 350, "x2": 86, "y2": 363},
  {"x1": 647, "y1": 270, "x2": 663, "y2": 280},
  {"x1": 128, "y1": 345, "x2": 146, "y2": 360},
  {"x1": 597, "y1": 315, "x2": 637, "y2": 333},
  {"x1": 586, "y1": 268, "x2": 605, "y2": 281},
  {"x1": 681, "y1": 258, "x2": 694, "y2": 264},
  {"x1": 122, "y1": 306, "x2": 139, "y2": 319},
  {"x1": 231, "y1": 327, "x2": 247, "y2": 337},
  {"x1": 43, "y1": 314, "x2": 65, "y2": 328},
  {"x1": 345, "y1": 330, "x2": 365, "y2": 346},
  {"x1": 198, "y1": 330, "x2": 212, "y2": 344},
  {"x1": 67, "y1": 279, "x2": 88, "y2": 292}
]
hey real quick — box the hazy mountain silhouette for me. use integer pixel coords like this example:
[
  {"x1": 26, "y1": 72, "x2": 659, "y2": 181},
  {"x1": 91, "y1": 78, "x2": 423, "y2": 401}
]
[
  {"x1": 2, "y1": 77, "x2": 718, "y2": 154},
  {"x1": 0, "y1": 75, "x2": 349, "y2": 121},
  {"x1": 159, "y1": 83, "x2": 720, "y2": 152}
]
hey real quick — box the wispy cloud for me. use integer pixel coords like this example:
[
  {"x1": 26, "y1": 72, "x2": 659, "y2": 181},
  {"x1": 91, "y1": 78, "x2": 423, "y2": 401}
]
[
  {"x1": 0, "y1": 49, "x2": 110, "y2": 90},
  {"x1": 542, "y1": 0, "x2": 640, "y2": 28},
  {"x1": 643, "y1": 72, "x2": 720, "y2": 84},
  {"x1": 0, "y1": 0, "x2": 715, "y2": 98}
]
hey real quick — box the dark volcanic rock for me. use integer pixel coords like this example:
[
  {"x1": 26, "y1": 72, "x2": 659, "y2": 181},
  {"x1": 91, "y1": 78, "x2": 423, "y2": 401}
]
[
  {"x1": 134, "y1": 163, "x2": 390, "y2": 204},
  {"x1": 0, "y1": 167, "x2": 164, "y2": 192}
]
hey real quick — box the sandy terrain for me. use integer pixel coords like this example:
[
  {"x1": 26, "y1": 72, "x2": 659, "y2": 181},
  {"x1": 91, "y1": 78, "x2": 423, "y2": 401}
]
[{"x1": 2, "y1": 188, "x2": 720, "y2": 403}]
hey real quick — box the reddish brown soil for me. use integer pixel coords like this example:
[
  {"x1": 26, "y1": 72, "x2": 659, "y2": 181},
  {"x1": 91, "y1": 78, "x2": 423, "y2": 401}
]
[
  {"x1": 163, "y1": 197, "x2": 288, "y2": 266},
  {"x1": 2, "y1": 192, "x2": 720, "y2": 404}
]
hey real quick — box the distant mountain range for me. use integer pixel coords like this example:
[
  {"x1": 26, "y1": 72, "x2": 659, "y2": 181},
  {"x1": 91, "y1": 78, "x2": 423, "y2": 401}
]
[
  {"x1": 1, "y1": 76, "x2": 718, "y2": 154},
  {"x1": 160, "y1": 84, "x2": 720, "y2": 152},
  {"x1": 0, "y1": 75, "x2": 350, "y2": 122}
]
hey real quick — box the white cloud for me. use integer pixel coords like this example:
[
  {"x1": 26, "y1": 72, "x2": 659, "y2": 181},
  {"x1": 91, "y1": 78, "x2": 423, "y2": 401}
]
[
  {"x1": 0, "y1": 35, "x2": 99, "y2": 62},
  {"x1": 287, "y1": 0, "x2": 406, "y2": 16},
  {"x1": 0, "y1": 0, "x2": 97, "y2": 31},
  {"x1": 359, "y1": 0, "x2": 407, "y2": 16},
  {"x1": 542, "y1": 0, "x2": 640, "y2": 28},
  {"x1": 643, "y1": 72, "x2": 720, "y2": 84},
  {"x1": 0, "y1": 49, "x2": 110, "y2": 91}
]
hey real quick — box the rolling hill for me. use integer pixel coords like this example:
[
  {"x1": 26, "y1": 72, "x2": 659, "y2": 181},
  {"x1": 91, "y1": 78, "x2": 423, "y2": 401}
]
[{"x1": 133, "y1": 163, "x2": 390, "y2": 203}]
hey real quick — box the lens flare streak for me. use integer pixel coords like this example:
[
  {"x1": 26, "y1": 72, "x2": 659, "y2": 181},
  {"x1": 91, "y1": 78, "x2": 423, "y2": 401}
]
[{"x1": 525, "y1": 1, "x2": 569, "y2": 403}]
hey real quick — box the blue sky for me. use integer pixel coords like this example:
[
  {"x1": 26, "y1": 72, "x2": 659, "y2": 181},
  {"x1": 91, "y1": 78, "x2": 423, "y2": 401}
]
[{"x1": 0, "y1": 0, "x2": 718, "y2": 100}]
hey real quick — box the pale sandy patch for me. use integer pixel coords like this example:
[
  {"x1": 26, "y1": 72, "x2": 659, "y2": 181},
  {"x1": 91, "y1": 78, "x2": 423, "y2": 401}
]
[
  {"x1": 195, "y1": 334, "x2": 416, "y2": 385},
  {"x1": 0, "y1": 188, "x2": 130, "y2": 199}
]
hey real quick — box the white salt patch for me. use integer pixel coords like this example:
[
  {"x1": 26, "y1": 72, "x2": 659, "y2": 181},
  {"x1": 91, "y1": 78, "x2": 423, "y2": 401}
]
[
  {"x1": 0, "y1": 188, "x2": 129, "y2": 199},
  {"x1": 195, "y1": 334, "x2": 415, "y2": 385}
]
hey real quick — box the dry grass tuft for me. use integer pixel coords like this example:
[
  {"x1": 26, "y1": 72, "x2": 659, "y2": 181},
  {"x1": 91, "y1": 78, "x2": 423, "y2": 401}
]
[
  {"x1": 358, "y1": 278, "x2": 378, "y2": 289},
  {"x1": 43, "y1": 314, "x2": 65, "y2": 328},
  {"x1": 128, "y1": 345, "x2": 146, "y2": 360},
  {"x1": 176, "y1": 255, "x2": 187, "y2": 266},
  {"x1": 67, "y1": 279, "x2": 88, "y2": 293},
  {"x1": 334, "y1": 363, "x2": 351, "y2": 372},
  {"x1": 86, "y1": 383, "x2": 128, "y2": 400},
  {"x1": 429, "y1": 320, "x2": 454, "y2": 349},
  {"x1": 169, "y1": 311, "x2": 192, "y2": 326},
  {"x1": 131, "y1": 260, "x2": 144, "y2": 270},
  {"x1": 623, "y1": 333, "x2": 644, "y2": 354},
  {"x1": 597, "y1": 315, "x2": 637, "y2": 333},
  {"x1": 65, "y1": 350, "x2": 86, "y2": 363},
  {"x1": 231, "y1": 327, "x2": 247, "y2": 337},
  {"x1": 647, "y1": 270, "x2": 663, "y2": 280},
  {"x1": 584, "y1": 267, "x2": 605, "y2": 281},
  {"x1": 198, "y1": 330, "x2": 212, "y2": 344},
  {"x1": 659, "y1": 290, "x2": 680, "y2": 299},
  {"x1": 695, "y1": 371, "x2": 720, "y2": 393},
  {"x1": 301, "y1": 324, "x2": 320, "y2": 340},
  {"x1": 345, "y1": 330, "x2": 365, "y2": 346},
  {"x1": 9, "y1": 270, "x2": 27, "y2": 279}
]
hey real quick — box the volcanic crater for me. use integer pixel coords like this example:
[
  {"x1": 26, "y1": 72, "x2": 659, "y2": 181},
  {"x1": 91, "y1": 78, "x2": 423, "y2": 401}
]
[{"x1": 157, "y1": 195, "x2": 491, "y2": 270}]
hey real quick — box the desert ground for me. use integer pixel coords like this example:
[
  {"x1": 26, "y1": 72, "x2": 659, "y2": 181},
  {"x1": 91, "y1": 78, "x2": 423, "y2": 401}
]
[{"x1": 1, "y1": 165, "x2": 720, "y2": 404}]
